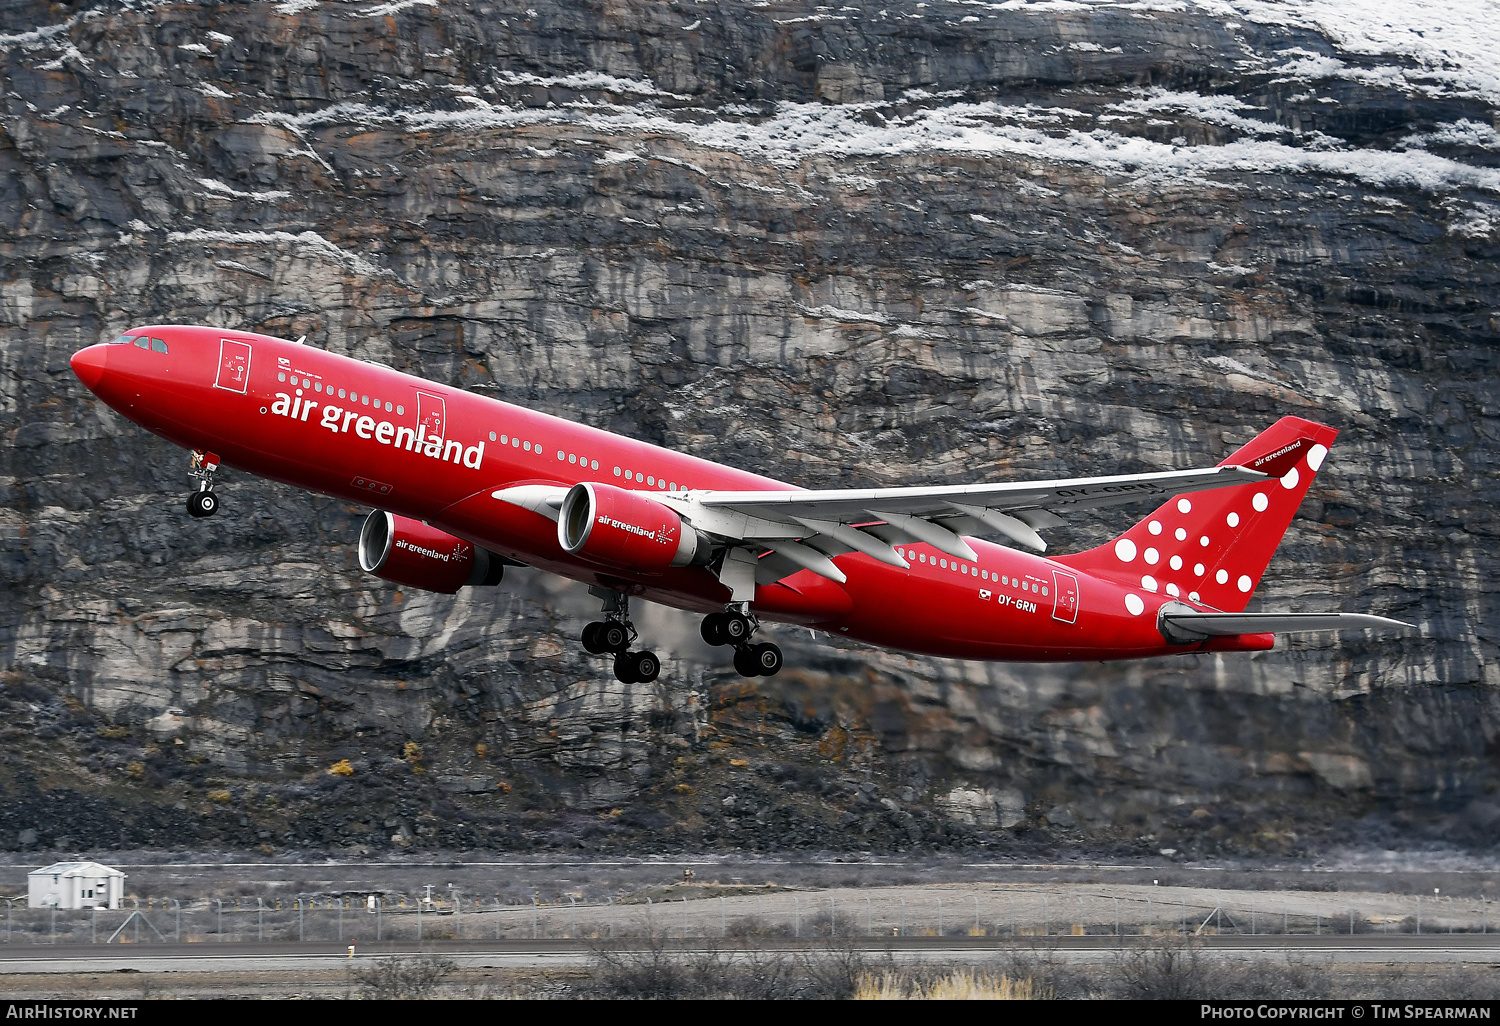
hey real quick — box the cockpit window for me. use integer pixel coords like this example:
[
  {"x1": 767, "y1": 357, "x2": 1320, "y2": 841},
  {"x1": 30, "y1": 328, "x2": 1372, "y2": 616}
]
[
  {"x1": 110, "y1": 334, "x2": 135, "y2": 345},
  {"x1": 133, "y1": 337, "x2": 149, "y2": 349},
  {"x1": 150, "y1": 338, "x2": 168, "y2": 353}
]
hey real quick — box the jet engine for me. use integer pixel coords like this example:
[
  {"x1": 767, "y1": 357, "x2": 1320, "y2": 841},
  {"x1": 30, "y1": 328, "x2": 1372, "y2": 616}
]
[
  {"x1": 358, "y1": 511, "x2": 505, "y2": 593},
  {"x1": 558, "y1": 482, "x2": 705, "y2": 571}
]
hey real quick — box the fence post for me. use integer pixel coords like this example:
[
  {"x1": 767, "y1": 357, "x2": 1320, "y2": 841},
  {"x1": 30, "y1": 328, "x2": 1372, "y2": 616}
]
[
  {"x1": 297, "y1": 899, "x2": 303, "y2": 943},
  {"x1": 571, "y1": 897, "x2": 577, "y2": 940},
  {"x1": 1349, "y1": 909, "x2": 1354, "y2": 936},
  {"x1": 377, "y1": 898, "x2": 382, "y2": 942},
  {"x1": 91, "y1": 906, "x2": 96, "y2": 944},
  {"x1": 50, "y1": 905, "x2": 56, "y2": 945},
  {"x1": 258, "y1": 898, "x2": 264, "y2": 943},
  {"x1": 794, "y1": 896, "x2": 800, "y2": 939},
  {"x1": 1009, "y1": 896, "x2": 1016, "y2": 938},
  {"x1": 609, "y1": 896, "x2": 615, "y2": 940},
  {"x1": 830, "y1": 896, "x2": 837, "y2": 937},
  {"x1": 532, "y1": 897, "x2": 537, "y2": 940},
  {"x1": 720, "y1": 896, "x2": 725, "y2": 938},
  {"x1": 938, "y1": 897, "x2": 943, "y2": 937},
  {"x1": 175, "y1": 900, "x2": 181, "y2": 943},
  {"x1": 1043, "y1": 896, "x2": 1049, "y2": 937},
  {"x1": 1114, "y1": 897, "x2": 1119, "y2": 938},
  {"x1": 682, "y1": 897, "x2": 688, "y2": 940},
  {"x1": 1416, "y1": 896, "x2": 1421, "y2": 935},
  {"x1": 867, "y1": 897, "x2": 873, "y2": 938},
  {"x1": 217, "y1": 900, "x2": 222, "y2": 942},
  {"x1": 418, "y1": 896, "x2": 423, "y2": 942},
  {"x1": 338, "y1": 898, "x2": 343, "y2": 943},
  {"x1": 900, "y1": 898, "x2": 905, "y2": 938},
  {"x1": 974, "y1": 895, "x2": 980, "y2": 937}
]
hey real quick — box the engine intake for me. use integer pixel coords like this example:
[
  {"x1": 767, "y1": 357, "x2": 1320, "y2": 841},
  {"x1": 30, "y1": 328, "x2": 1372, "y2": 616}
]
[
  {"x1": 358, "y1": 511, "x2": 505, "y2": 593},
  {"x1": 558, "y1": 482, "x2": 704, "y2": 571}
]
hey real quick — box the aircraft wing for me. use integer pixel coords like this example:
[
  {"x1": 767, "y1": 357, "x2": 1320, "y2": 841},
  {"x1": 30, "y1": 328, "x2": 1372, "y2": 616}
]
[
  {"x1": 676, "y1": 464, "x2": 1267, "y2": 562},
  {"x1": 496, "y1": 464, "x2": 1273, "y2": 589},
  {"x1": 1160, "y1": 610, "x2": 1414, "y2": 638}
]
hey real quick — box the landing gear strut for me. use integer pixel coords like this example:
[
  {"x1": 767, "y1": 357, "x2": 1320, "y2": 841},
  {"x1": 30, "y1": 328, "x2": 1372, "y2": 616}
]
[
  {"x1": 583, "y1": 587, "x2": 660, "y2": 684},
  {"x1": 701, "y1": 606, "x2": 782, "y2": 678},
  {"x1": 186, "y1": 451, "x2": 221, "y2": 518}
]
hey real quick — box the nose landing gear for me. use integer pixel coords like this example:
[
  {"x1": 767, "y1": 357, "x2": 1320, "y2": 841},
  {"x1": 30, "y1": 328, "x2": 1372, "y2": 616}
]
[
  {"x1": 702, "y1": 606, "x2": 782, "y2": 678},
  {"x1": 584, "y1": 587, "x2": 660, "y2": 684},
  {"x1": 186, "y1": 451, "x2": 221, "y2": 518}
]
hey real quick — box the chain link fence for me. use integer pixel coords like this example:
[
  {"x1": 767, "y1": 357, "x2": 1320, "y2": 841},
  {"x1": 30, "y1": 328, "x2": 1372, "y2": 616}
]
[{"x1": 3, "y1": 885, "x2": 1494, "y2": 944}]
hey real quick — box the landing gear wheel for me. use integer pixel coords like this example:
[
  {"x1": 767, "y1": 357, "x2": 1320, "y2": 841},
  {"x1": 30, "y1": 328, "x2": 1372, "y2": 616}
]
[
  {"x1": 630, "y1": 650, "x2": 661, "y2": 683},
  {"x1": 582, "y1": 622, "x2": 607, "y2": 655},
  {"x1": 613, "y1": 652, "x2": 637, "y2": 684},
  {"x1": 722, "y1": 613, "x2": 753, "y2": 644},
  {"x1": 701, "y1": 613, "x2": 727, "y2": 646},
  {"x1": 186, "y1": 491, "x2": 218, "y2": 518},
  {"x1": 599, "y1": 622, "x2": 629, "y2": 653},
  {"x1": 733, "y1": 645, "x2": 761, "y2": 678},
  {"x1": 751, "y1": 642, "x2": 783, "y2": 677}
]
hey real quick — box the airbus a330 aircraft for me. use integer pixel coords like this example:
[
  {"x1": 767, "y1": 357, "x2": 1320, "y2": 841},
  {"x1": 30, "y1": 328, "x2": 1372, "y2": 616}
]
[{"x1": 70, "y1": 326, "x2": 1408, "y2": 684}]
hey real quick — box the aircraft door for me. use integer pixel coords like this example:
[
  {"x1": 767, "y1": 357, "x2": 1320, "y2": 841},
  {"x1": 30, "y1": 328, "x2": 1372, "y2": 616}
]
[
  {"x1": 214, "y1": 339, "x2": 252, "y2": 393},
  {"x1": 416, "y1": 391, "x2": 446, "y2": 441},
  {"x1": 1051, "y1": 569, "x2": 1079, "y2": 624}
]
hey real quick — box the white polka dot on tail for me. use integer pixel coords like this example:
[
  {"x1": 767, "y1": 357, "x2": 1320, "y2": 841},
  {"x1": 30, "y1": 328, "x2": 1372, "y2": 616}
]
[
  {"x1": 1216, "y1": 569, "x2": 1229, "y2": 585},
  {"x1": 1141, "y1": 575, "x2": 1158, "y2": 592},
  {"x1": 1281, "y1": 466, "x2": 1299, "y2": 489},
  {"x1": 1125, "y1": 594, "x2": 1145, "y2": 616},
  {"x1": 1189, "y1": 591, "x2": 1200, "y2": 602},
  {"x1": 1144, "y1": 548, "x2": 1159, "y2": 565},
  {"x1": 1170, "y1": 555, "x2": 1183, "y2": 571},
  {"x1": 1177, "y1": 498, "x2": 1192, "y2": 514},
  {"x1": 1166, "y1": 583, "x2": 1180, "y2": 597},
  {"x1": 1148, "y1": 520, "x2": 1162, "y2": 535},
  {"x1": 1308, "y1": 443, "x2": 1328, "y2": 472},
  {"x1": 1194, "y1": 563, "x2": 1205, "y2": 576},
  {"x1": 1175, "y1": 527, "x2": 1187, "y2": 541},
  {"x1": 1115, "y1": 538, "x2": 1137, "y2": 562},
  {"x1": 1253, "y1": 492, "x2": 1269, "y2": 512},
  {"x1": 1237, "y1": 575, "x2": 1253, "y2": 593},
  {"x1": 1227, "y1": 512, "x2": 1239, "y2": 527}
]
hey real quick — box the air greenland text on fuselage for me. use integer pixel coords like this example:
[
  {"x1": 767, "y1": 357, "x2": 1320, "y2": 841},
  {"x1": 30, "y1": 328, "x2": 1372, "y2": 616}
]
[{"x1": 267, "y1": 390, "x2": 484, "y2": 469}]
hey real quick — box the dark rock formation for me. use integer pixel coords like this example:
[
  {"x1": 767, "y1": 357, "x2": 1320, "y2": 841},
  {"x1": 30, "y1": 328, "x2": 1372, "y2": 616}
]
[{"x1": 1, "y1": 0, "x2": 1496, "y2": 857}]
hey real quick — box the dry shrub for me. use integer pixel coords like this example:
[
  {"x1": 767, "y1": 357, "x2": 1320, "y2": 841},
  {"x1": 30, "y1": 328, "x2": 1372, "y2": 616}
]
[
  {"x1": 855, "y1": 970, "x2": 1039, "y2": 1000},
  {"x1": 348, "y1": 952, "x2": 457, "y2": 999}
]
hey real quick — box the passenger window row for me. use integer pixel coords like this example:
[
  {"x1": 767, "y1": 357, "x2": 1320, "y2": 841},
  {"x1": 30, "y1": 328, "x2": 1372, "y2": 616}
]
[
  {"x1": 276, "y1": 371, "x2": 403, "y2": 415},
  {"x1": 895, "y1": 547, "x2": 1049, "y2": 596}
]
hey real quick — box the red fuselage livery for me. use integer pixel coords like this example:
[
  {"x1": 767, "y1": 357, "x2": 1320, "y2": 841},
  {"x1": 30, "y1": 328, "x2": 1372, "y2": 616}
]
[{"x1": 71, "y1": 325, "x2": 1405, "y2": 682}]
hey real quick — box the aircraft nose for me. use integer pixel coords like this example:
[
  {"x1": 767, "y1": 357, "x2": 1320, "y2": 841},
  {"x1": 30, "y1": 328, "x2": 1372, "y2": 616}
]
[{"x1": 70, "y1": 344, "x2": 109, "y2": 392}]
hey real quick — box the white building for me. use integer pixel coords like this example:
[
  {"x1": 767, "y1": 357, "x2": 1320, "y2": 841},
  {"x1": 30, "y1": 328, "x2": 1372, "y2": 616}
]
[{"x1": 27, "y1": 862, "x2": 125, "y2": 909}]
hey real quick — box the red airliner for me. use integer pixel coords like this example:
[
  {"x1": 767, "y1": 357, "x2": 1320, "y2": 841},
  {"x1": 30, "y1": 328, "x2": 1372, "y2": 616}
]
[{"x1": 70, "y1": 325, "x2": 1408, "y2": 683}]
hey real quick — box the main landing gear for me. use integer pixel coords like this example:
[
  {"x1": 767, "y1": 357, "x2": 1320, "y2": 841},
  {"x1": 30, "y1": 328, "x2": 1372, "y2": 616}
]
[
  {"x1": 701, "y1": 608, "x2": 783, "y2": 678},
  {"x1": 186, "y1": 450, "x2": 221, "y2": 518},
  {"x1": 583, "y1": 588, "x2": 660, "y2": 684}
]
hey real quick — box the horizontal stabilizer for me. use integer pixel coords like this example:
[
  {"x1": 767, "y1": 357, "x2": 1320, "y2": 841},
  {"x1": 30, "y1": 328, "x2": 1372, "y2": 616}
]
[{"x1": 1160, "y1": 610, "x2": 1413, "y2": 641}]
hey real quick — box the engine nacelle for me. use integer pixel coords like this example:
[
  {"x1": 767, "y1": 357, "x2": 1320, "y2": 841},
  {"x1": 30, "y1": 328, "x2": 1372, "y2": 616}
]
[
  {"x1": 558, "y1": 482, "x2": 705, "y2": 571},
  {"x1": 358, "y1": 511, "x2": 505, "y2": 594}
]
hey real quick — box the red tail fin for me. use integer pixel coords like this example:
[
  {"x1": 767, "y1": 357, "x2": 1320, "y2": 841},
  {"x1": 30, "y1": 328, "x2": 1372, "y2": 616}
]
[{"x1": 1055, "y1": 416, "x2": 1338, "y2": 612}]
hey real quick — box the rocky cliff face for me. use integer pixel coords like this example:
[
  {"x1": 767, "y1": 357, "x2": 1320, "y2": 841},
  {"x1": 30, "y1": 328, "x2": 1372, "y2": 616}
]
[{"x1": 1, "y1": 0, "x2": 1497, "y2": 857}]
